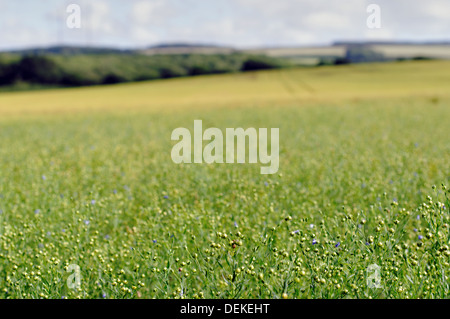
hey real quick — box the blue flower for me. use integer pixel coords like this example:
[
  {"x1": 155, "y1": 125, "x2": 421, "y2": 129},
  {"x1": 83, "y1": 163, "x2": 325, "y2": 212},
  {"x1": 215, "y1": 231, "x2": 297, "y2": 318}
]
[
  {"x1": 335, "y1": 242, "x2": 340, "y2": 248},
  {"x1": 41, "y1": 175, "x2": 46, "y2": 181},
  {"x1": 163, "y1": 195, "x2": 169, "y2": 199},
  {"x1": 152, "y1": 239, "x2": 157, "y2": 243},
  {"x1": 91, "y1": 200, "x2": 96, "y2": 205},
  {"x1": 34, "y1": 209, "x2": 40, "y2": 214},
  {"x1": 234, "y1": 221, "x2": 238, "y2": 228},
  {"x1": 84, "y1": 220, "x2": 90, "y2": 225},
  {"x1": 418, "y1": 235, "x2": 423, "y2": 240},
  {"x1": 312, "y1": 239, "x2": 317, "y2": 245}
]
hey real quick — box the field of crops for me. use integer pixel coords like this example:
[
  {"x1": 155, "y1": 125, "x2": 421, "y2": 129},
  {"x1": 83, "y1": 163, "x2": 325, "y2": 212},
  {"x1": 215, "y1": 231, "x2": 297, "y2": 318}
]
[{"x1": 0, "y1": 60, "x2": 449, "y2": 299}]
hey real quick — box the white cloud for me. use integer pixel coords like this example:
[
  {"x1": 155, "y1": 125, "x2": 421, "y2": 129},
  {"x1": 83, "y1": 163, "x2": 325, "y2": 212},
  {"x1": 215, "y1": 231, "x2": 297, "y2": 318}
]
[
  {"x1": 304, "y1": 12, "x2": 351, "y2": 30},
  {"x1": 282, "y1": 29, "x2": 316, "y2": 45},
  {"x1": 86, "y1": 1, "x2": 114, "y2": 34},
  {"x1": 364, "y1": 28, "x2": 395, "y2": 41},
  {"x1": 131, "y1": 26, "x2": 159, "y2": 43},
  {"x1": 132, "y1": 0, "x2": 165, "y2": 24},
  {"x1": 423, "y1": 0, "x2": 450, "y2": 19},
  {"x1": 0, "y1": 16, "x2": 54, "y2": 48}
]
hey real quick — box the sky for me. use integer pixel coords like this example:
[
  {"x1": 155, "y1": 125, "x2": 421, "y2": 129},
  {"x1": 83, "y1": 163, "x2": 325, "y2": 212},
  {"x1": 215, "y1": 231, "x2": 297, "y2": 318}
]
[{"x1": 0, "y1": 0, "x2": 449, "y2": 51}]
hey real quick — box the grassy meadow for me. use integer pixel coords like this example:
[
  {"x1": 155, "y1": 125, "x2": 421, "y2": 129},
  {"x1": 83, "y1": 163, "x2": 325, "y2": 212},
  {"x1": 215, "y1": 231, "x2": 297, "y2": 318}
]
[{"x1": 0, "y1": 60, "x2": 449, "y2": 299}]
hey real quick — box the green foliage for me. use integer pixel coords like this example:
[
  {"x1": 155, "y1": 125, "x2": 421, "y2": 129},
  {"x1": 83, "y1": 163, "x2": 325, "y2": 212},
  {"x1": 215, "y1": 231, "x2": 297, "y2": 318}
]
[
  {"x1": 0, "y1": 53, "x2": 285, "y2": 90},
  {"x1": 0, "y1": 55, "x2": 64, "y2": 86},
  {"x1": 0, "y1": 63, "x2": 17, "y2": 85},
  {"x1": 0, "y1": 97, "x2": 449, "y2": 299},
  {"x1": 241, "y1": 56, "x2": 283, "y2": 71},
  {"x1": 0, "y1": 62, "x2": 448, "y2": 299},
  {"x1": 17, "y1": 56, "x2": 65, "y2": 84}
]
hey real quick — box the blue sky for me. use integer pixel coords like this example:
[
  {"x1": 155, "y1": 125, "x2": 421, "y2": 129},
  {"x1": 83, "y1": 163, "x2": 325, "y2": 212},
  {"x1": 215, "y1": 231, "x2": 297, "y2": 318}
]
[{"x1": 0, "y1": 0, "x2": 449, "y2": 51}]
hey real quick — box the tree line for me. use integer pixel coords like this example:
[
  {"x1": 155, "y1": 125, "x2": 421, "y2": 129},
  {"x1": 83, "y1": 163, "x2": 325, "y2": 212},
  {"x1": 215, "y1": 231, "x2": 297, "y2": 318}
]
[{"x1": 0, "y1": 53, "x2": 285, "y2": 89}]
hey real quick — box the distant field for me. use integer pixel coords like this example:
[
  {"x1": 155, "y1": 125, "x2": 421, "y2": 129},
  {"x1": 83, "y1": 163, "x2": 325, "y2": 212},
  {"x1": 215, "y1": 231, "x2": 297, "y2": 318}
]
[
  {"x1": 245, "y1": 44, "x2": 450, "y2": 60},
  {"x1": 371, "y1": 45, "x2": 450, "y2": 59},
  {"x1": 245, "y1": 45, "x2": 346, "y2": 59},
  {"x1": 0, "y1": 60, "x2": 449, "y2": 299},
  {"x1": 1, "y1": 60, "x2": 449, "y2": 117}
]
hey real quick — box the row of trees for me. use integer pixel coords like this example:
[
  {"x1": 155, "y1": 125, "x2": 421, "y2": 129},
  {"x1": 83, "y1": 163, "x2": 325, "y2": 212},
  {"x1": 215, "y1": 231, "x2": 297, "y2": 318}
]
[
  {"x1": 0, "y1": 56, "x2": 64, "y2": 85},
  {"x1": 0, "y1": 54, "x2": 284, "y2": 88}
]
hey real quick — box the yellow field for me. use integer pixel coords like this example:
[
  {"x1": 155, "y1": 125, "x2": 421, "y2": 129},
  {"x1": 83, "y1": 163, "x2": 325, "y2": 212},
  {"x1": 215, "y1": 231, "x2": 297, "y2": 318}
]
[{"x1": 1, "y1": 60, "x2": 449, "y2": 118}]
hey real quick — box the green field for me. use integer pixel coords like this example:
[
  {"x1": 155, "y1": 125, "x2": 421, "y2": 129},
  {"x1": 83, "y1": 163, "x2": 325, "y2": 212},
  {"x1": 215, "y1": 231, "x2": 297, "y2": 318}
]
[{"x1": 0, "y1": 60, "x2": 449, "y2": 299}]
